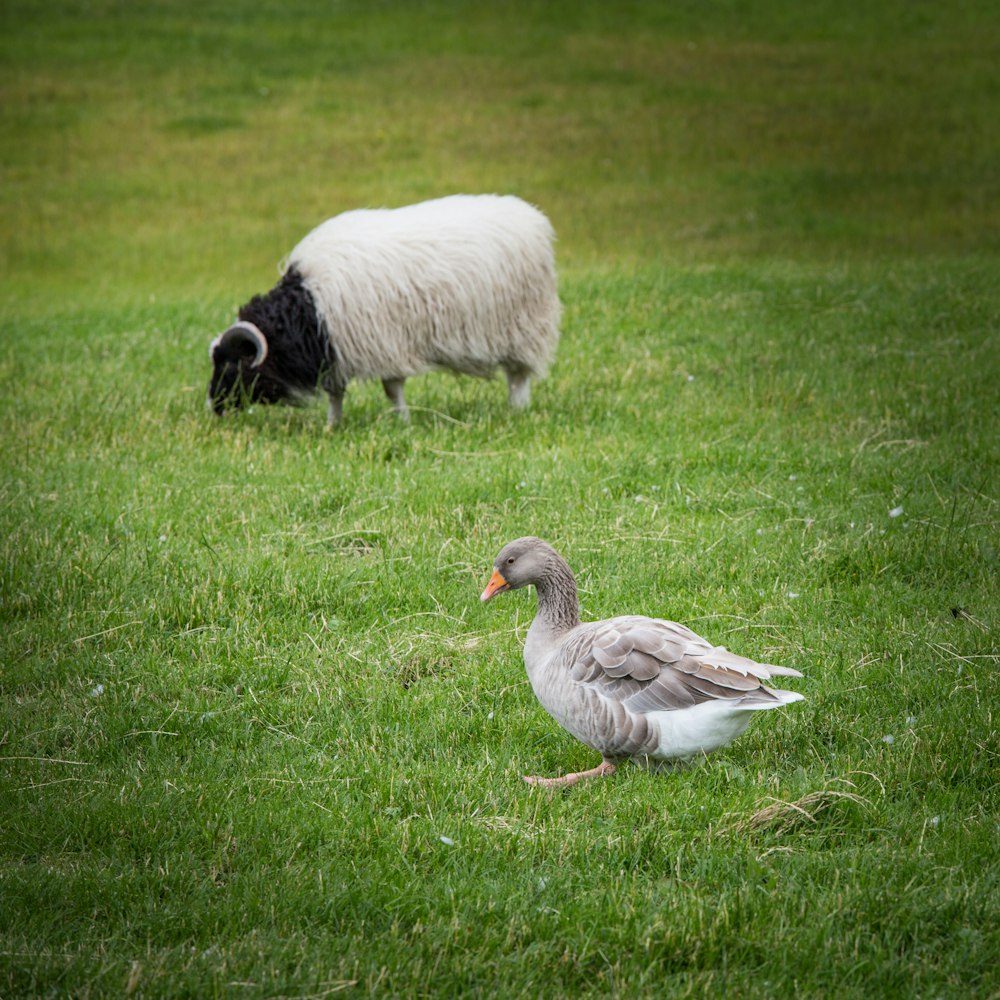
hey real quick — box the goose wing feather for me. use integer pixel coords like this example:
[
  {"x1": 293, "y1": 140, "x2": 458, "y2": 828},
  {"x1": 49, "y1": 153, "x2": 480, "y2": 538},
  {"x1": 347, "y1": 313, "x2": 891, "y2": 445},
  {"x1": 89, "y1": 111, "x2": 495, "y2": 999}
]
[{"x1": 561, "y1": 616, "x2": 796, "y2": 715}]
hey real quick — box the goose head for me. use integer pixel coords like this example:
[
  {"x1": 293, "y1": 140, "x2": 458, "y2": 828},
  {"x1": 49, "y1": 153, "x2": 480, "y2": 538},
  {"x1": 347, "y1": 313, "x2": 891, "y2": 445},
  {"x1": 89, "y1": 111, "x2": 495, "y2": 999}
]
[{"x1": 480, "y1": 536, "x2": 562, "y2": 601}]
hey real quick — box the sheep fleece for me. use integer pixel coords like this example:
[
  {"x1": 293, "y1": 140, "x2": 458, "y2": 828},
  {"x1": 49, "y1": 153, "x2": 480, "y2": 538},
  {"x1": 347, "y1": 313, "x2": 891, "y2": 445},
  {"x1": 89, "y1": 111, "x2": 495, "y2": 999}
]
[{"x1": 285, "y1": 194, "x2": 561, "y2": 382}]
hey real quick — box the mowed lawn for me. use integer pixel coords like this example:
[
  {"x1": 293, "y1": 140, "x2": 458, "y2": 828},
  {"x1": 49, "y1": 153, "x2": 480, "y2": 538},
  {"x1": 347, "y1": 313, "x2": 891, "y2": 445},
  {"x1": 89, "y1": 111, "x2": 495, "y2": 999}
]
[{"x1": 1, "y1": 1, "x2": 998, "y2": 997}]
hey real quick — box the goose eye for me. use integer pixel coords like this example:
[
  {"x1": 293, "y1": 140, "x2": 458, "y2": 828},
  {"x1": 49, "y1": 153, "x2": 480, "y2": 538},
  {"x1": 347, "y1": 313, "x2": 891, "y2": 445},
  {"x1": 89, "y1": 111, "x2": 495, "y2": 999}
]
[{"x1": 506, "y1": 557, "x2": 515, "y2": 565}]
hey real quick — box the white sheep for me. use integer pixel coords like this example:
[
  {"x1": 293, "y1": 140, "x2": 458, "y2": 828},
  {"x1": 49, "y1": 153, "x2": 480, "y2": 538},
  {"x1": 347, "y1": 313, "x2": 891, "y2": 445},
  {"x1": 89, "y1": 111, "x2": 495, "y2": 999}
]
[{"x1": 209, "y1": 194, "x2": 561, "y2": 426}]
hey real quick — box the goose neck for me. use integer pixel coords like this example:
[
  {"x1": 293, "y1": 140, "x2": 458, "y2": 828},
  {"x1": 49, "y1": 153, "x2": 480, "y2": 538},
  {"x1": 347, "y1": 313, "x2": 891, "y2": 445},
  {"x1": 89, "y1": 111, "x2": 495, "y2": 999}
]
[{"x1": 534, "y1": 558, "x2": 580, "y2": 633}]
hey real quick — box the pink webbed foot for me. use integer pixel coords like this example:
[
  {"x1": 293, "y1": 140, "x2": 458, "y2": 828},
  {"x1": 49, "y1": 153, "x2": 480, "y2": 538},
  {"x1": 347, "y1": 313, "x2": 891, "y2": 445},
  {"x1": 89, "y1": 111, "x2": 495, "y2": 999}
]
[{"x1": 523, "y1": 759, "x2": 617, "y2": 788}]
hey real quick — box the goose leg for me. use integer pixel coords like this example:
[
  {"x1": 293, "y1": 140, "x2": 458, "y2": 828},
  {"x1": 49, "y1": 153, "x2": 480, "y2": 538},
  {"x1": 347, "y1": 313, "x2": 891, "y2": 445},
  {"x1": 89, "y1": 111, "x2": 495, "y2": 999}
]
[{"x1": 523, "y1": 758, "x2": 617, "y2": 788}]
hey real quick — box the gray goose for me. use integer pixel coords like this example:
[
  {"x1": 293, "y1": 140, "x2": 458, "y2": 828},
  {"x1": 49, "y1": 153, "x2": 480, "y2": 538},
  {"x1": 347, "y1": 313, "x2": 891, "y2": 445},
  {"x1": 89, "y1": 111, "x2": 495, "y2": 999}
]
[{"x1": 481, "y1": 537, "x2": 804, "y2": 788}]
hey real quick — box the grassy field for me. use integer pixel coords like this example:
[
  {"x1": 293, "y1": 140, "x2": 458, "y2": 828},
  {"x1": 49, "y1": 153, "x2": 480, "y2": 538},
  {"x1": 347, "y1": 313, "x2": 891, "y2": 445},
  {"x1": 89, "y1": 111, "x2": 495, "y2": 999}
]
[{"x1": 2, "y1": 1, "x2": 998, "y2": 997}]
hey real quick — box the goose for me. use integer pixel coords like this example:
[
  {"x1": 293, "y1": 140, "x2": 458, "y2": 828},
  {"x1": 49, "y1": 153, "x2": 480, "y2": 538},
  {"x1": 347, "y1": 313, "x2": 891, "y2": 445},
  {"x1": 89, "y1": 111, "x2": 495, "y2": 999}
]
[{"x1": 480, "y1": 536, "x2": 804, "y2": 788}]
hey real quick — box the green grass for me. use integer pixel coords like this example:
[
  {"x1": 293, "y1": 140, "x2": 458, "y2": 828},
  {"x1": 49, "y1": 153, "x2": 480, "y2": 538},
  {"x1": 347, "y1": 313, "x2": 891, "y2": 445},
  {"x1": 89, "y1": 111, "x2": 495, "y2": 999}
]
[{"x1": 2, "y1": 2, "x2": 998, "y2": 997}]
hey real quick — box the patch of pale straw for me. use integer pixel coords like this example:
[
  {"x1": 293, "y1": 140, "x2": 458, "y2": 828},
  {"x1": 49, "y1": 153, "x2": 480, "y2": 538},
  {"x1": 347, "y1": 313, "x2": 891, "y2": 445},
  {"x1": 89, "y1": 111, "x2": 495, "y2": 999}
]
[{"x1": 725, "y1": 781, "x2": 873, "y2": 838}]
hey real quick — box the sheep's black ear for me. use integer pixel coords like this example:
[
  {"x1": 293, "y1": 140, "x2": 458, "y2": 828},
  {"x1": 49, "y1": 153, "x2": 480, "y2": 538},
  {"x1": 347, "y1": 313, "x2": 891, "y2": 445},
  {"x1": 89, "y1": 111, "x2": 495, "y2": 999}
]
[{"x1": 210, "y1": 321, "x2": 269, "y2": 367}]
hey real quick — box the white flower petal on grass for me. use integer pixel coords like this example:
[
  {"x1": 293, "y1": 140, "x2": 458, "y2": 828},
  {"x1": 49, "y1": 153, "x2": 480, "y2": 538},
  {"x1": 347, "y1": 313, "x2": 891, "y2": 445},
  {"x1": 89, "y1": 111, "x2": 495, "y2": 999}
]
[
  {"x1": 889, "y1": 506, "x2": 904, "y2": 518},
  {"x1": 90, "y1": 684, "x2": 104, "y2": 698},
  {"x1": 882, "y1": 734, "x2": 894, "y2": 745},
  {"x1": 787, "y1": 591, "x2": 799, "y2": 599},
  {"x1": 439, "y1": 835, "x2": 455, "y2": 846}
]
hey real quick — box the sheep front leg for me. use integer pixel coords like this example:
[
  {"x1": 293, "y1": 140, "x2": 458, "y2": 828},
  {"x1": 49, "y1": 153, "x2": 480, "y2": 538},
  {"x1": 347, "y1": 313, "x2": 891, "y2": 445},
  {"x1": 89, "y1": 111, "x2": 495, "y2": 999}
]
[
  {"x1": 326, "y1": 392, "x2": 343, "y2": 429},
  {"x1": 322, "y1": 370, "x2": 347, "y2": 429},
  {"x1": 382, "y1": 378, "x2": 410, "y2": 422}
]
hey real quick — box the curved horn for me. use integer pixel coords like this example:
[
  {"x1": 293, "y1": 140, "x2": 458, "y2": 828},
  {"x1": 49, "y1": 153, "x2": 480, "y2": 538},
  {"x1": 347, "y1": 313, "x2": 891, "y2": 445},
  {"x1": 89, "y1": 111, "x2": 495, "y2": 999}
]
[{"x1": 210, "y1": 321, "x2": 268, "y2": 368}]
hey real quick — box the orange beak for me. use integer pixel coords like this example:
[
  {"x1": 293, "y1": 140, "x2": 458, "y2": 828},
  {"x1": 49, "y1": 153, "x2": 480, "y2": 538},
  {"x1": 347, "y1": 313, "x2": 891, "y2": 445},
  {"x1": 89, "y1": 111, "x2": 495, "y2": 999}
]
[{"x1": 480, "y1": 568, "x2": 509, "y2": 602}]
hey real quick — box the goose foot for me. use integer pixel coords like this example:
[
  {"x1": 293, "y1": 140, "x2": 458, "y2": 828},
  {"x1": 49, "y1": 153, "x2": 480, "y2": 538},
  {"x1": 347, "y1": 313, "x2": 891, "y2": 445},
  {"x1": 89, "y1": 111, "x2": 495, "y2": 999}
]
[{"x1": 523, "y1": 759, "x2": 617, "y2": 788}]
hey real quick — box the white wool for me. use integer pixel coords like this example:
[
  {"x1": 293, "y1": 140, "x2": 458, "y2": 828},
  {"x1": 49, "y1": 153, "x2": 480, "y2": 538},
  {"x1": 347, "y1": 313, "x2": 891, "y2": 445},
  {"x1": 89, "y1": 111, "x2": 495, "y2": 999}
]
[{"x1": 284, "y1": 194, "x2": 560, "y2": 383}]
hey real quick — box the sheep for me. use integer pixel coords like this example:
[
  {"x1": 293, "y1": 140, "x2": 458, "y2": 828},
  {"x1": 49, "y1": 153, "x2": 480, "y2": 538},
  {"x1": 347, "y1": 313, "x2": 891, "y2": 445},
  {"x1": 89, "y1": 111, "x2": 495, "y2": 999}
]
[{"x1": 208, "y1": 194, "x2": 561, "y2": 427}]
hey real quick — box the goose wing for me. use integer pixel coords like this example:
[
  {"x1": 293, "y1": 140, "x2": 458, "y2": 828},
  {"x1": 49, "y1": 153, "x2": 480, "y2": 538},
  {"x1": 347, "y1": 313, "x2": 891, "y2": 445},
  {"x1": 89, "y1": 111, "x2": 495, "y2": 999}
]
[{"x1": 561, "y1": 616, "x2": 802, "y2": 713}]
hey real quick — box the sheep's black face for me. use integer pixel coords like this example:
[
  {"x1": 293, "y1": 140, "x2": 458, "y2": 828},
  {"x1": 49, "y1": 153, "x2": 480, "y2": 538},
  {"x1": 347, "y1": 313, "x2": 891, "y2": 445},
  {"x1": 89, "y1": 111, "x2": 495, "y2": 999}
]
[
  {"x1": 209, "y1": 359, "x2": 289, "y2": 415},
  {"x1": 209, "y1": 272, "x2": 323, "y2": 417}
]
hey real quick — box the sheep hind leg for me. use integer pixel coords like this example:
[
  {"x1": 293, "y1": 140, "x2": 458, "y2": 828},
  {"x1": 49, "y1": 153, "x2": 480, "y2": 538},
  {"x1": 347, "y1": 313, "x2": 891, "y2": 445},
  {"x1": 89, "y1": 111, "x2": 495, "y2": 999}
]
[
  {"x1": 382, "y1": 378, "x2": 410, "y2": 422},
  {"x1": 504, "y1": 367, "x2": 532, "y2": 410}
]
